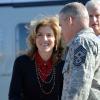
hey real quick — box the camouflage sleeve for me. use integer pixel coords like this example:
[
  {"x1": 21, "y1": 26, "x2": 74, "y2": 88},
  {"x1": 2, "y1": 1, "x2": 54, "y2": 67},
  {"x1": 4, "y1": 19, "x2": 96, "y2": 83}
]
[{"x1": 66, "y1": 44, "x2": 95, "y2": 100}]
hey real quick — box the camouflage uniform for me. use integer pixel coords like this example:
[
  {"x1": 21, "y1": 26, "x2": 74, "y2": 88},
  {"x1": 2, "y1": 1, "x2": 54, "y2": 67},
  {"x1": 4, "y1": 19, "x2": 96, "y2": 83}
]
[{"x1": 61, "y1": 28, "x2": 100, "y2": 100}]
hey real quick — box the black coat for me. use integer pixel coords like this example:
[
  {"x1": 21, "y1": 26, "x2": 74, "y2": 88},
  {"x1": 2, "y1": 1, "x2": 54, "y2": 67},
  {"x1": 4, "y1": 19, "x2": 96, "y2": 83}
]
[{"x1": 8, "y1": 55, "x2": 64, "y2": 100}]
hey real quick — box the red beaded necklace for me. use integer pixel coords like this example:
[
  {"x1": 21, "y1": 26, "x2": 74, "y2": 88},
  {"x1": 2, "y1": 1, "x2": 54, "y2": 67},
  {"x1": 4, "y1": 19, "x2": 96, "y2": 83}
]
[{"x1": 35, "y1": 52, "x2": 53, "y2": 81}]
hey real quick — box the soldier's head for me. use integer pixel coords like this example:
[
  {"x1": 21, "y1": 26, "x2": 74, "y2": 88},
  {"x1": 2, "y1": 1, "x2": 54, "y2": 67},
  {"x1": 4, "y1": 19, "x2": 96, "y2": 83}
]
[
  {"x1": 59, "y1": 2, "x2": 89, "y2": 43},
  {"x1": 85, "y1": 0, "x2": 100, "y2": 36}
]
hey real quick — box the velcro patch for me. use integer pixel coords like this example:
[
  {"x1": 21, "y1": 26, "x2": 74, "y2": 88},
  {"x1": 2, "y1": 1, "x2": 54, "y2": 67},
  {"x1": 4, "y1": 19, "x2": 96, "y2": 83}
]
[{"x1": 73, "y1": 45, "x2": 87, "y2": 66}]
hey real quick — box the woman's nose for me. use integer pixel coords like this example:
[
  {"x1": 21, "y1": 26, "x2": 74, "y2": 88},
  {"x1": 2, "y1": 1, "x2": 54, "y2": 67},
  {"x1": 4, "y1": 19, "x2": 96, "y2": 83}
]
[{"x1": 43, "y1": 35, "x2": 48, "y2": 40}]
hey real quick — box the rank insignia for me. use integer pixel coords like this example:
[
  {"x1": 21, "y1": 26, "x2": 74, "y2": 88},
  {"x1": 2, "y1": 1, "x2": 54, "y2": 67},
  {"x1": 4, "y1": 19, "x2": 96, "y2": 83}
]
[{"x1": 73, "y1": 45, "x2": 87, "y2": 66}]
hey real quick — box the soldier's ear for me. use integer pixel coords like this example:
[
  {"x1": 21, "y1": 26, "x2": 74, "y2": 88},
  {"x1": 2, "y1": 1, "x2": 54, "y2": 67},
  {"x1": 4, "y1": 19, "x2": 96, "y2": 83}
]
[{"x1": 67, "y1": 16, "x2": 73, "y2": 25}]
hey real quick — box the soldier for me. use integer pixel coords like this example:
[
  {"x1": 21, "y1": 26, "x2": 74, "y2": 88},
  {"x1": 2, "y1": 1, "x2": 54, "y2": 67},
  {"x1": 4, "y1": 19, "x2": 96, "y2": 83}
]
[
  {"x1": 59, "y1": 2, "x2": 100, "y2": 100},
  {"x1": 85, "y1": 0, "x2": 100, "y2": 38}
]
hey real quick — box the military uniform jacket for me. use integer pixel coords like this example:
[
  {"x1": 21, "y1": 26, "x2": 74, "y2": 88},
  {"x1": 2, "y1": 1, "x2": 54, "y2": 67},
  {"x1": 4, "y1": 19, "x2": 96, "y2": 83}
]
[{"x1": 61, "y1": 28, "x2": 100, "y2": 100}]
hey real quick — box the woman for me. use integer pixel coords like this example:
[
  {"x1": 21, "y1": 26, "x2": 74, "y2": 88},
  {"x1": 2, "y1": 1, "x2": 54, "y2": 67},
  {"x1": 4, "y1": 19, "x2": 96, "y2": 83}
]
[{"x1": 8, "y1": 16, "x2": 64, "y2": 100}]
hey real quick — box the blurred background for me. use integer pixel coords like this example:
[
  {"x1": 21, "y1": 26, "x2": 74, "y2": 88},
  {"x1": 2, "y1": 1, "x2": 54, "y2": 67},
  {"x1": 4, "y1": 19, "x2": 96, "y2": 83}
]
[{"x1": 0, "y1": 0, "x2": 88, "y2": 100}]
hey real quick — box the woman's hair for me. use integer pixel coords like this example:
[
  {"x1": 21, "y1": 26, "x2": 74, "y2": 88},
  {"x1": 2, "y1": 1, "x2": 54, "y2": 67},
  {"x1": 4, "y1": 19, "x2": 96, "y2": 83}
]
[{"x1": 26, "y1": 16, "x2": 64, "y2": 64}]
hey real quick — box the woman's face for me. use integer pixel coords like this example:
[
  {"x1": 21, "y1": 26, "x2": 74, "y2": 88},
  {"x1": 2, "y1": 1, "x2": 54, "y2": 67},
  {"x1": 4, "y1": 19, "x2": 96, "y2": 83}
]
[{"x1": 36, "y1": 26, "x2": 55, "y2": 54}]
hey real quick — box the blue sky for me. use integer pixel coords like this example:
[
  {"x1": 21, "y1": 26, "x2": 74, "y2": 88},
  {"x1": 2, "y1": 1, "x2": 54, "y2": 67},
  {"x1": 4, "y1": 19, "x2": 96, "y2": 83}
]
[
  {"x1": 0, "y1": 0, "x2": 60, "y2": 3},
  {"x1": 0, "y1": 0, "x2": 34, "y2": 3}
]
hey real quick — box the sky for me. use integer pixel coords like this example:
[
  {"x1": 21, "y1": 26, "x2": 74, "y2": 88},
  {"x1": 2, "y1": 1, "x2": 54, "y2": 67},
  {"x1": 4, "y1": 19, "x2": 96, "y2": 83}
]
[{"x1": 0, "y1": 0, "x2": 62, "y2": 4}]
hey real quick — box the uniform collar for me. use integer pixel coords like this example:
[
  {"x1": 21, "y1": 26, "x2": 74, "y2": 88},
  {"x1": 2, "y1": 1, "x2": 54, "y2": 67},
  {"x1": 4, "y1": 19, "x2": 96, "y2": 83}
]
[{"x1": 66, "y1": 27, "x2": 94, "y2": 48}]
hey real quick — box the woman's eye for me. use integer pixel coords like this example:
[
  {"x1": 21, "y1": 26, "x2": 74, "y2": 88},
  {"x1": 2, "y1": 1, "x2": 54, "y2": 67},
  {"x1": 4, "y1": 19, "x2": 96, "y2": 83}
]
[
  {"x1": 36, "y1": 33, "x2": 42, "y2": 37},
  {"x1": 47, "y1": 33, "x2": 54, "y2": 37},
  {"x1": 47, "y1": 34, "x2": 52, "y2": 37},
  {"x1": 36, "y1": 33, "x2": 54, "y2": 38}
]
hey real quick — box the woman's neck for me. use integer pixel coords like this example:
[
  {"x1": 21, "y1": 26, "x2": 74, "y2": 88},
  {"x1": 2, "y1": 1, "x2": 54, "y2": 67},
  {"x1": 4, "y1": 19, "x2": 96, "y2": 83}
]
[{"x1": 38, "y1": 51, "x2": 52, "y2": 61}]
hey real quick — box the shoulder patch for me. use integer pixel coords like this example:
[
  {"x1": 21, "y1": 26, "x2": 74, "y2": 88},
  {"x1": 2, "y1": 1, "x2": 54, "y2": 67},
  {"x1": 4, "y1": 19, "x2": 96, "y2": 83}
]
[{"x1": 73, "y1": 45, "x2": 87, "y2": 66}]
